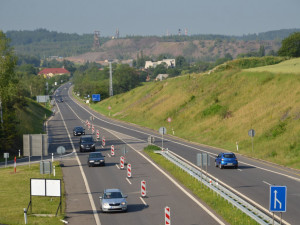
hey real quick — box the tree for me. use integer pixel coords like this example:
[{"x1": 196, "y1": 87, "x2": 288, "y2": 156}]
[
  {"x1": 175, "y1": 56, "x2": 188, "y2": 68},
  {"x1": 0, "y1": 31, "x2": 19, "y2": 153},
  {"x1": 113, "y1": 64, "x2": 140, "y2": 94},
  {"x1": 278, "y1": 32, "x2": 300, "y2": 57}
]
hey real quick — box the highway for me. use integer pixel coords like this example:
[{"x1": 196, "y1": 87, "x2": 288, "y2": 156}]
[
  {"x1": 50, "y1": 83, "x2": 226, "y2": 225},
  {"x1": 50, "y1": 83, "x2": 300, "y2": 225}
]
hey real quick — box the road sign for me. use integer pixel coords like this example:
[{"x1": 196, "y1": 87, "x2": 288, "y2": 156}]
[
  {"x1": 248, "y1": 129, "x2": 255, "y2": 137},
  {"x1": 4, "y1": 153, "x2": 9, "y2": 158},
  {"x1": 167, "y1": 117, "x2": 171, "y2": 123},
  {"x1": 197, "y1": 153, "x2": 210, "y2": 166},
  {"x1": 159, "y1": 127, "x2": 167, "y2": 135},
  {"x1": 270, "y1": 186, "x2": 287, "y2": 212},
  {"x1": 56, "y1": 146, "x2": 66, "y2": 155},
  {"x1": 92, "y1": 94, "x2": 100, "y2": 101}
]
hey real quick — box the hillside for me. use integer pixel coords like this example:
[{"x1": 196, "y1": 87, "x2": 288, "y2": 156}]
[
  {"x1": 6, "y1": 28, "x2": 300, "y2": 60},
  {"x1": 89, "y1": 57, "x2": 300, "y2": 169},
  {"x1": 67, "y1": 38, "x2": 281, "y2": 63}
]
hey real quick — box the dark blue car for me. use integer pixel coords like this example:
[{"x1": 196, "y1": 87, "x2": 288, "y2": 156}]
[{"x1": 215, "y1": 152, "x2": 238, "y2": 169}]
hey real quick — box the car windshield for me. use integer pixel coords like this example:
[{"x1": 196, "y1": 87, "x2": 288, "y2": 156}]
[
  {"x1": 104, "y1": 192, "x2": 123, "y2": 199},
  {"x1": 223, "y1": 154, "x2": 235, "y2": 158},
  {"x1": 75, "y1": 127, "x2": 82, "y2": 130},
  {"x1": 90, "y1": 153, "x2": 103, "y2": 158},
  {"x1": 82, "y1": 137, "x2": 93, "y2": 143}
]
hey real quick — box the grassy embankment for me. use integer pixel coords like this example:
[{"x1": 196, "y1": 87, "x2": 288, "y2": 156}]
[
  {"x1": 91, "y1": 57, "x2": 300, "y2": 169},
  {"x1": 0, "y1": 162, "x2": 65, "y2": 225},
  {"x1": 144, "y1": 145, "x2": 258, "y2": 225},
  {"x1": 0, "y1": 97, "x2": 65, "y2": 225},
  {"x1": 0, "y1": 98, "x2": 52, "y2": 163}
]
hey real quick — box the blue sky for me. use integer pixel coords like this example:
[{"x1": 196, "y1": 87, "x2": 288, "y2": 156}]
[{"x1": 1, "y1": 0, "x2": 299, "y2": 37}]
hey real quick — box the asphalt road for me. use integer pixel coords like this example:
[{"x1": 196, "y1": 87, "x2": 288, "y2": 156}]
[
  {"x1": 23, "y1": 82, "x2": 298, "y2": 225},
  {"x1": 51, "y1": 84, "x2": 227, "y2": 225}
]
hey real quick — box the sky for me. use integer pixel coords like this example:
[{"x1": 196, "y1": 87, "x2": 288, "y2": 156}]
[{"x1": 1, "y1": 0, "x2": 300, "y2": 37}]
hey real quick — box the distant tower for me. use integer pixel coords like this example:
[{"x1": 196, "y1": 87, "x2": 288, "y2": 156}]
[
  {"x1": 93, "y1": 31, "x2": 100, "y2": 50},
  {"x1": 166, "y1": 29, "x2": 169, "y2": 36},
  {"x1": 115, "y1": 28, "x2": 119, "y2": 39},
  {"x1": 185, "y1": 28, "x2": 188, "y2": 36},
  {"x1": 178, "y1": 29, "x2": 181, "y2": 36}
]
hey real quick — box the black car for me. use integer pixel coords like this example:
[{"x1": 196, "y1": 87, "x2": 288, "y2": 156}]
[
  {"x1": 79, "y1": 135, "x2": 95, "y2": 152},
  {"x1": 73, "y1": 126, "x2": 85, "y2": 136},
  {"x1": 87, "y1": 152, "x2": 105, "y2": 167}
]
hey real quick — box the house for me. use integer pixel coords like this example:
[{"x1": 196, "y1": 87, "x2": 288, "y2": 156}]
[
  {"x1": 38, "y1": 68, "x2": 70, "y2": 78},
  {"x1": 145, "y1": 59, "x2": 175, "y2": 69},
  {"x1": 155, "y1": 74, "x2": 169, "y2": 81}
]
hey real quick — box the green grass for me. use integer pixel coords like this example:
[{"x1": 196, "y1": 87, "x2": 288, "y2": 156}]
[
  {"x1": 87, "y1": 58, "x2": 300, "y2": 169},
  {"x1": 144, "y1": 145, "x2": 258, "y2": 225},
  {"x1": 0, "y1": 162, "x2": 65, "y2": 225},
  {"x1": 245, "y1": 58, "x2": 300, "y2": 74}
]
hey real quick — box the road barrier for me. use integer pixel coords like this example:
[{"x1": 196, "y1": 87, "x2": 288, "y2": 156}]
[
  {"x1": 111, "y1": 145, "x2": 115, "y2": 156},
  {"x1": 102, "y1": 137, "x2": 105, "y2": 147},
  {"x1": 96, "y1": 130, "x2": 99, "y2": 139},
  {"x1": 158, "y1": 150, "x2": 282, "y2": 225},
  {"x1": 127, "y1": 163, "x2": 132, "y2": 178},
  {"x1": 141, "y1": 180, "x2": 146, "y2": 197},
  {"x1": 120, "y1": 156, "x2": 125, "y2": 169},
  {"x1": 165, "y1": 206, "x2": 170, "y2": 225}
]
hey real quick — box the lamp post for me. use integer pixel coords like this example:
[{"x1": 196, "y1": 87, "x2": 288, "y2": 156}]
[{"x1": 109, "y1": 60, "x2": 113, "y2": 96}]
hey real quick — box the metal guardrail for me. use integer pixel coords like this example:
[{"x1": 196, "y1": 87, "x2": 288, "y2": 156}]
[{"x1": 157, "y1": 150, "x2": 280, "y2": 225}]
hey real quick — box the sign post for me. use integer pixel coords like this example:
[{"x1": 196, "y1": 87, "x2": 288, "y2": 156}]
[
  {"x1": 248, "y1": 129, "x2": 255, "y2": 152},
  {"x1": 159, "y1": 127, "x2": 167, "y2": 150},
  {"x1": 270, "y1": 186, "x2": 287, "y2": 225},
  {"x1": 4, "y1": 153, "x2": 9, "y2": 168}
]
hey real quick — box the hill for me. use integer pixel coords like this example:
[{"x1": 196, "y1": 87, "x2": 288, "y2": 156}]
[
  {"x1": 5, "y1": 28, "x2": 300, "y2": 61},
  {"x1": 89, "y1": 57, "x2": 300, "y2": 169}
]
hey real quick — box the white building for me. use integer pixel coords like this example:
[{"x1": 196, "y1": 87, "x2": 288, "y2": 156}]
[{"x1": 145, "y1": 59, "x2": 175, "y2": 69}]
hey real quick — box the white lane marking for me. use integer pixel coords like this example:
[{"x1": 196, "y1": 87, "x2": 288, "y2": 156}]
[
  {"x1": 116, "y1": 164, "x2": 120, "y2": 170},
  {"x1": 67, "y1": 90, "x2": 300, "y2": 183},
  {"x1": 107, "y1": 154, "x2": 111, "y2": 158},
  {"x1": 139, "y1": 197, "x2": 148, "y2": 206},
  {"x1": 238, "y1": 169, "x2": 242, "y2": 171},
  {"x1": 126, "y1": 178, "x2": 132, "y2": 185},
  {"x1": 56, "y1": 96, "x2": 101, "y2": 225},
  {"x1": 263, "y1": 181, "x2": 272, "y2": 186}
]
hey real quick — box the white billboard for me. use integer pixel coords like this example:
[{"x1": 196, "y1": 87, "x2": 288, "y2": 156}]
[{"x1": 31, "y1": 179, "x2": 61, "y2": 197}]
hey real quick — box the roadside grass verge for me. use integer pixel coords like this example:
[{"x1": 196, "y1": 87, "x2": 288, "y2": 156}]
[
  {"x1": 0, "y1": 162, "x2": 65, "y2": 225},
  {"x1": 144, "y1": 145, "x2": 258, "y2": 225}
]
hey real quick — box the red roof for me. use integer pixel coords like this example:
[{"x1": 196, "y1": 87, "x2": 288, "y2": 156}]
[{"x1": 38, "y1": 68, "x2": 70, "y2": 75}]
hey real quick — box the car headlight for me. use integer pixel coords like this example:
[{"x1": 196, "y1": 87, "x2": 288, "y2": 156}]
[
  {"x1": 81, "y1": 145, "x2": 84, "y2": 147},
  {"x1": 89, "y1": 160, "x2": 94, "y2": 163},
  {"x1": 103, "y1": 203, "x2": 109, "y2": 207},
  {"x1": 100, "y1": 160, "x2": 104, "y2": 162},
  {"x1": 121, "y1": 201, "x2": 126, "y2": 205}
]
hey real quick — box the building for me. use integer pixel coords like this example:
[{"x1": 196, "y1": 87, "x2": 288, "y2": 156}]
[
  {"x1": 145, "y1": 59, "x2": 175, "y2": 69},
  {"x1": 155, "y1": 74, "x2": 169, "y2": 81},
  {"x1": 38, "y1": 68, "x2": 70, "y2": 78}
]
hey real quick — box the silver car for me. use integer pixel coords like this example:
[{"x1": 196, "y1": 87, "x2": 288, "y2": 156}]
[{"x1": 99, "y1": 189, "x2": 127, "y2": 212}]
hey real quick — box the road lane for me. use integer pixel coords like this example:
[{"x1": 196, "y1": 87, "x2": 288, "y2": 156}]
[{"x1": 54, "y1": 84, "x2": 226, "y2": 225}]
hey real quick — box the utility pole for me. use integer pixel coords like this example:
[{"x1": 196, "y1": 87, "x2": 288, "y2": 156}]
[
  {"x1": 0, "y1": 97, "x2": 3, "y2": 124},
  {"x1": 109, "y1": 61, "x2": 113, "y2": 96}
]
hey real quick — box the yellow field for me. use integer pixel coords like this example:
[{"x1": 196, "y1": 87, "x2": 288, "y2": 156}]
[{"x1": 245, "y1": 58, "x2": 300, "y2": 74}]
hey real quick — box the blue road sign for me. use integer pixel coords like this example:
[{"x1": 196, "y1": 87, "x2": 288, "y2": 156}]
[
  {"x1": 92, "y1": 94, "x2": 101, "y2": 102},
  {"x1": 269, "y1": 186, "x2": 287, "y2": 212}
]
